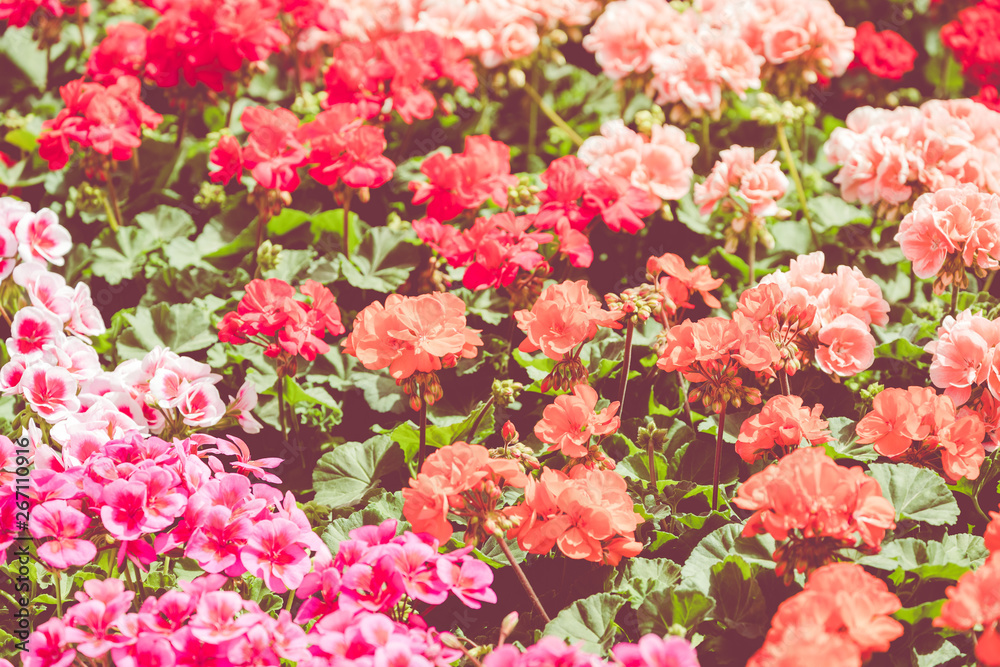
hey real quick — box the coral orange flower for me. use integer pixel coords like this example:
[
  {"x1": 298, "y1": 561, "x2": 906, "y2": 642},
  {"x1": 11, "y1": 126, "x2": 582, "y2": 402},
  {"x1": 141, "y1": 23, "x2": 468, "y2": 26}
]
[
  {"x1": 534, "y1": 384, "x2": 620, "y2": 461},
  {"x1": 735, "y1": 394, "x2": 829, "y2": 463},
  {"x1": 935, "y1": 553, "x2": 1000, "y2": 666},
  {"x1": 734, "y1": 447, "x2": 895, "y2": 580}
]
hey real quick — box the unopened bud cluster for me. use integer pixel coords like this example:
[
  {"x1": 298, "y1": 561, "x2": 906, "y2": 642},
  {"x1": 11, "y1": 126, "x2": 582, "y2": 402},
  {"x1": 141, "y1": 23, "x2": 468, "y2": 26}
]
[
  {"x1": 606, "y1": 287, "x2": 660, "y2": 323},
  {"x1": 507, "y1": 177, "x2": 540, "y2": 209},
  {"x1": 194, "y1": 182, "x2": 227, "y2": 208},
  {"x1": 399, "y1": 371, "x2": 444, "y2": 411},
  {"x1": 256, "y1": 240, "x2": 283, "y2": 273},
  {"x1": 634, "y1": 106, "x2": 666, "y2": 137},
  {"x1": 750, "y1": 93, "x2": 816, "y2": 126},
  {"x1": 540, "y1": 356, "x2": 589, "y2": 393},
  {"x1": 492, "y1": 379, "x2": 525, "y2": 407},
  {"x1": 636, "y1": 423, "x2": 668, "y2": 453}
]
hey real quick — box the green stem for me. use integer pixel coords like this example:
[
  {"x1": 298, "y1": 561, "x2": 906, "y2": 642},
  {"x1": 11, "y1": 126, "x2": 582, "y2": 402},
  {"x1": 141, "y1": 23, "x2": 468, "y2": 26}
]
[
  {"x1": 522, "y1": 80, "x2": 584, "y2": 147},
  {"x1": 342, "y1": 188, "x2": 355, "y2": 259},
  {"x1": 700, "y1": 117, "x2": 711, "y2": 172},
  {"x1": 106, "y1": 178, "x2": 122, "y2": 231},
  {"x1": 747, "y1": 230, "x2": 756, "y2": 287},
  {"x1": 466, "y1": 395, "x2": 495, "y2": 444},
  {"x1": 617, "y1": 318, "x2": 635, "y2": 420},
  {"x1": 285, "y1": 590, "x2": 295, "y2": 612},
  {"x1": 950, "y1": 279, "x2": 960, "y2": 318},
  {"x1": 712, "y1": 403, "x2": 727, "y2": 512},
  {"x1": 497, "y1": 537, "x2": 551, "y2": 623},
  {"x1": 277, "y1": 374, "x2": 288, "y2": 443},
  {"x1": 417, "y1": 401, "x2": 427, "y2": 470},
  {"x1": 779, "y1": 371, "x2": 791, "y2": 396},
  {"x1": 985, "y1": 271, "x2": 997, "y2": 294},
  {"x1": 527, "y1": 66, "x2": 539, "y2": 167},
  {"x1": 54, "y1": 571, "x2": 62, "y2": 617},
  {"x1": 776, "y1": 122, "x2": 818, "y2": 248}
]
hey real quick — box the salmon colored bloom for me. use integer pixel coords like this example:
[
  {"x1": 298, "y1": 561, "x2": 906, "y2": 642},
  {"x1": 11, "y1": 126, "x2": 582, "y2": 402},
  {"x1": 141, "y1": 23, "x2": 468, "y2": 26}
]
[
  {"x1": 342, "y1": 292, "x2": 482, "y2": 381},
  {"x1": 814, "y1": 314, "x2": 876, "y2": 377},
  {"x1": 935, "y1": 553, "x2": 1000, "y2": 667},
  {"x1": 515, "y1": 279, "x2": 624, "y2": 362},
  {"x1": 735, "y1": 394, "x2": 829, "y2": 463},
  {"x1": 645, "y1": 252, "x2": 722, "y2": 325},
  {"x1": 734, "y1": 447, "x2": 895, "y2": 579},
  {"x1": 505, "y1": 465, "x2": 642, "y2": 565},
  {"x1": 402, "y1": 442, "x2": 527, "y2": 545},
  {"x1": 987, "y1": 507, "x2": 1000, "y2": 554},
  {"x1": 534, "y1": 384, "x2": 620, "y2": 459},
  {"x1": 749, "y1": 563, "x2": 903, "y2": 667},
  {"x1": 856, "y1": 386, "x2": 988, "y2": 481}
]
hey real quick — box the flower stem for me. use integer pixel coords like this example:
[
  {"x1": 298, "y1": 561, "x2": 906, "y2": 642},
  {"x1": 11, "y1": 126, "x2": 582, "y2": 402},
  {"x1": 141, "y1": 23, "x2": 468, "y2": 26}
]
[
  {"x1": 497, "y1": 537, "x2": 551, "y2": 624},
  {"x1": 985, "y1": 271, "x2": 997, "y2": 294},
  {"x1": 466, "y1": 395, "x2": 495, "y2": 444},
  {"x1": 747, "y1": 231, "x2": 756, "y2": 287},
  {"x1": 54, "y1": 570, "x2": 62, "y2": 618},
  {"x1": 950, "y1": 279, "x2": 960, "y2": 318},
  {"x1": 105, "y1": 178, "x2": 122, "y2": 231},
  {"x1": 277, "y1": 374, "x2": 288, "y2": 442},
  {"x1": 417, "y1": 401, "x2": 427, "y2": 470},
  {"x1": 617, "y1": 318, "x2": 635, "y2": 420},
  {"x1": 700, "y1": 117, "x2": 711, "y2": 172},
  {"x1": 342, "y1": 188, "x2": 355, "y2": 259},
  {"x1": 522, "y1": 79, "x2": 584, "y2": 148},
  {"x1": 712, "y1": 403, "x2": 727, "y2": 512},
  {"x1": 679, "y1": 372, "x2": 693, "y2": 424},
  {"x1": 779, "y1": 370, "x2": 790, "y2": 396},
  {"x1": 776, "y1": 122, "x2": 818, "y2": 248}
]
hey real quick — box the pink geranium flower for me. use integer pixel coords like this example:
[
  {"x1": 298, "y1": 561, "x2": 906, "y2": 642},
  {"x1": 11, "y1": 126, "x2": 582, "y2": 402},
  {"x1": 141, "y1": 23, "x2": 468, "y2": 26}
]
[
  {"x1": 29, "y1": 500, "x2": 97, "y2": 569},
  {"x1": 21, "y1": 365, "x2": 81, "y2": 422},
  {"x1": 15, "y1": 208, "x2": 72, "y2": 266},
  {"x1": 240, "y1": 518, "x2": 313, "y2": 593}
]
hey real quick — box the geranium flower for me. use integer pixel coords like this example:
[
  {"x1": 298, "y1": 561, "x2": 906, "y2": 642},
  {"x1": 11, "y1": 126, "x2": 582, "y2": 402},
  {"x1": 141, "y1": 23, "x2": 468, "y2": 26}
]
[
  {"x1": 29, "y1": 500, "x2": 97, "y2": 569},
  {"x1": 534, "y1": 384, "x2": 620, "y2": 459}
]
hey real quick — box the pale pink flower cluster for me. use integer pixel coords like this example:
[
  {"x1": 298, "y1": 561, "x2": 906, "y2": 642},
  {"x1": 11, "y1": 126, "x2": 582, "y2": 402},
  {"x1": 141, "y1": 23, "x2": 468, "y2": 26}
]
[
  {"x1": 761, "y1": 252, "x2": 889, "y2": 377},
  {"x1": 926, "y1": 310, "x2": 1000, "y2": 419},
  {"x1": 695, "y1": 145, "x2": 789, "y2": 218},
  {"x1": 0, "y1": 197, "x2": 72, "y2": 277},
  {"x1": 735, "y1": 0, "x2": 856, "y2": 81},
  {"x1": 825, "y1": 100, "x2": 1000, "y2": 206},
  {"x1": 578, "y1": 120, "x2": 699, "y2": 201},
  {"x1": 583, "y1": 0, "x2": 762, "y2": 113},
  {"x1": 337, "y1": 0, "x2": 599, "y2": 67},
  {"x1": 0, "y1": 205, "x2": 260, "y2": 445},
  {"x1": 895, "y1": 186, "x2": 1000, "y2": 284}
]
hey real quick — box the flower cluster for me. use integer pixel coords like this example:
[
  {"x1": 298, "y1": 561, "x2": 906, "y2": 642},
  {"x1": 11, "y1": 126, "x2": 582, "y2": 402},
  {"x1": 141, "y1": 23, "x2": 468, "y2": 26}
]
[
  {"x1": 505, "y1": 464, "x2": 642, "y2": 565},
  {"x1": 643, "y1": 252, "x2": 722, "y2": 326},
  {"x1": 577, "y1": 120, "x2": 698, "y2": 206},
  {"x1": 934, "y1": 520, "x2": 1000, "y2": 667},
  {"x1": 297, "y1": 103, "x2": 396, "y2": 193},
  {"x1": 734, "y1": 447, "x2": 896, "y2": 579},
  {"x1": 210, "y1": 106, "x2": 308, "y2": 193},
  {"x1": 850, "y1": 21, "x2": 917, "y2": 80},
  {"x1": 757, "y1": 251, "x2": 889, "y2": 377},
  {"x1": 217, "y1": 278, "x2": 345, "y2": 367},
  {"x1": 584, "y1": 0, "x2": 853, "y2": 114},
  {"x1": 402, "y1": 442, "x2": 528, "y2": 545},
  {"x1": 37, "y1": 77, "x2": 163, "y2": 176},
  {"x1": 748, "y1": 563, "x2": 903, "y2": 667},
  {"x1": 735, "y1": 394, "x2": 829, "y2": 463},
  {"x1": 343, "y1": 292, "x2": 482, "y2": 408},
  {"x1": 925, "y1": 310, "x2": 1000, "y2": 448},
  {"x1": 324, "y1": 31, "x2": 477, "y2": 124},
  {"x1": 144, "y1": 0, "x2": 289, "y2": 92},
  {"x1": 299, "y1": 517, "x2": 497, "y2": 618},
  {"x1": 856, "y1": 386, "x2": 987, "y2": 482},
  {"x1": 695, "y1": 145, "x2": 789, "y2": 253},
  {"x1": 0, "y1": 0, "x2": 87, "y2": 28},
  {"x1": 485, "y1": 633, "x2": 700, "y2": 667},
  {"x1": 409, "y1": 135, "x2": 519, "y2": 221},
  {"x1": 942, "y1": 0, "x2": 1000, "y2": 111},
  {"x1": 24, "y1": 572, "x2": 462, "y2": 667},
  {"x1": 515, "y1": 279, "x2": 623, "y2": 391},
  {"x1": 656, "y1": 315, "x2": 779, "y2": 413},
  {"x1": 86, "y1": 21, "x2": 149, "y2": 84},
  {"x1": 413, "y1": 212, "x2": 552, "y2": 291},
  {"x1": 895, "y1": 185, "x2": 1000, "y2": 293},
  {"x1": 534, "y1": 384, "x2": 620, "y2": 464},
  {"x1": 824, "y1": 99, "x2": 1000, "y2": 207},
  {"x1": 0, "y1": 198, "x2": 72, "y2": 273}
]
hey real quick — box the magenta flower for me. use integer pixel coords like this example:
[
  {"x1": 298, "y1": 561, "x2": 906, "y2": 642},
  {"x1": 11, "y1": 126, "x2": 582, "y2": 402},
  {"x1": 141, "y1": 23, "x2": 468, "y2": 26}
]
[
  {"x1": 22, "y1": 619, "x2": 76, "y2": 667},
  {"x1": 240, "y1": 518, "x2": 313, "y2": 593},
  {"x1": 99, "y1": 479, "x2": 149, "y2": 540},
  {"x1": 29, "y1": 500, "x2": 96, "y2": 569},
  {"x1": 189, "y1": 591, "x2": 247, "y2": 644},
  {"x1": 612, "y1": 634, "x2": 701, "y2": 667},
  {"x1": 436, "y1": 552, "x2": 497, "y2": 609},
  {"x1": 21, "y1": 364, "x2": 80, "y2": 423},
  {"x1": 186, "y1": 505, "x2": 252, "y2": 574},
  {"x1": 340, "y1": 555, "x2": 407, "y2": 612}
]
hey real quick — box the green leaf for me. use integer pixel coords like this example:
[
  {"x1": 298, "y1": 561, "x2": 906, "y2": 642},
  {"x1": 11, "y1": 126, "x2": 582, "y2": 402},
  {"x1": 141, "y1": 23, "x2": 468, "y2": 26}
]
[
  {"x1": 389, "y1": 401, "x2": 494, "y2": 463},
  {"x1": 707, "y1": 556, "x2": 767, "y2": 638},
  {"x1": 823, "y1": 416, "x2": 877, "y2": 462},
  {"x1": 607, "y1": 557, "x2": 682, "y2": 608},
  {"x1": 134, "y1": 205, "x2": 196, "y2": 245},
  {"x1": 680, "y1": 524, "x2": 776, "y2": 593},
  {"x1": 894, "y1": 599, "x2": 945, "y2": 626},
  {"x1": 339, "y1": 227, "x2": 419, "y2": 292},
  {"x1": 4, "y1": 128, "x2": 37, "y2": 152},
  {"x1": 313, "y1": 436, "x2": 405, "y2": 508},
  {"x1": 474, "y1": 535, "x2": 527, "y2": 568},
  {"x1": 321, "y1": 490, "x2": 409, "y2": 551},
  {"x1": 911, "y1": 634, "x2": 962, "y2": 667},
  {"x1": 543, "y1": 592, "x2": 627, "y2": 655},
  {"x1": 867, "y1": 463, "x2": 960, "y2": 526},
  {"x1": 807, "y1": 196, "x2": 870, "y2": 233},
  {"x1": 267, "y1": 208, "x2": 311, "y2": 235},
  {"x1": 859, "y1": 535, "x2": 988, "y2": 582},
  {"x1": 638, "y1": 586, "x2": 715, "y2": 635},
  {"x1": 90, "y1": 227, "x2": 159, "y2": 285},
  {"x1": 116, "y1": 302, "x2": 218, "y2": 359}
]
